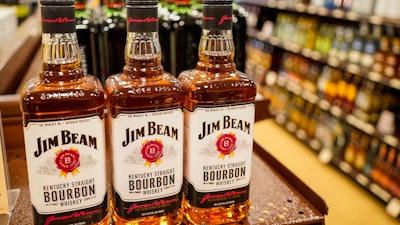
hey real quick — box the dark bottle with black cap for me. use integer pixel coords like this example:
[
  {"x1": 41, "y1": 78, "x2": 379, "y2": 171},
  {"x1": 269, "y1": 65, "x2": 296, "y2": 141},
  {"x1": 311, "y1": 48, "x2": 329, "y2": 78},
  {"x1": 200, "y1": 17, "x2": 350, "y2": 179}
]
[
  {"x1": 178, "y1": 0, "x2": 256, "y2": 224},
  {"x1": 19, "y1": 0, "x2": 109, "y2": 224},
  {"x1": 105, "y1": 0, "x2": 184, "y2": 224}
]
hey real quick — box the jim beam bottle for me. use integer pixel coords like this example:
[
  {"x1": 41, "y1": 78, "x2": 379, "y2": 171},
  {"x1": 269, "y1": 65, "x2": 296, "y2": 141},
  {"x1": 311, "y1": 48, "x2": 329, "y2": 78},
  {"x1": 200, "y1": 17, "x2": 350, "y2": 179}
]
[
  {"x1": 178, "y1": 0, "x2": 257, "y2": 224},
  {"x1": 105, "y1": 0, "x2": 184, "y2": 224},
  {"x1": 19, "y1": 0, "x2": 109, "y2": 224}
]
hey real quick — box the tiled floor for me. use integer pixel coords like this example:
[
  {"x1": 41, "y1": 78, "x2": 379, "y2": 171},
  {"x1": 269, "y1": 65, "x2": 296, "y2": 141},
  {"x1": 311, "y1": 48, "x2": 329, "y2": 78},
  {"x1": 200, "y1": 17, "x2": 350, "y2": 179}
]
[{"x1": 254, "y1": 119, "x2": 399, "y2": 225}]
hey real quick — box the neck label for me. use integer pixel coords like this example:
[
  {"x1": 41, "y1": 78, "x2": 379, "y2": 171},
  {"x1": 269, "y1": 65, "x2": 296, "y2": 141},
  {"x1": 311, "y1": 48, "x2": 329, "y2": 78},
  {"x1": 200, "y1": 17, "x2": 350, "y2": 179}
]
[
  {"x1": 203, "y1": 4, "x2": 233, "y2": 30},
  {"x1": 126, "y1": 6, "x2": 158, "y2": 33},
  {"x1": 41, "y1": 5, "x2": 76, "y2": 33}
]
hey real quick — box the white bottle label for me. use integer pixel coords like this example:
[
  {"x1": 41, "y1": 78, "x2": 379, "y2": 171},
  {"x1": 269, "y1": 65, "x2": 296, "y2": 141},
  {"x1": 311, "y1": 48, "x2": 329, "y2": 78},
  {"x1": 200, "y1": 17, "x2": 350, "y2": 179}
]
[
  {"x1": 111, "y1": 108, "x2": 183, "y2": 218},
  {"x1": 23, "y1": 115, "x2": 107, "y2": 217},
  {"x1": 184, "y1": 104, "x2": 254, "y2": 208}
]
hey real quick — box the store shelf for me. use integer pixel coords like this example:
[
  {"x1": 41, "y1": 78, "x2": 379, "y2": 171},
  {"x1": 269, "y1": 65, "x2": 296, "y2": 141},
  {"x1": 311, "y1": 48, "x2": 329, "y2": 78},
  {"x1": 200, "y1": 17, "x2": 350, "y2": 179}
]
[
  {"x1": 240, "y1": 0, "x2": 400, "y2": 219},
  {"x1": 269, "y1": 74, "x2": 400, "y2": 217},
  {"x1": 275, "y1": 112, "x2": 400, "y2": 218},
  {"x1": 272, "y1": 75, "x2": 400, "y2": 151},
  {"x1": 247, "y1": 29, "x2": 400, "y2": 91},
  {"x1": 237, "y1": 0, "x2": 400, "y2": 27}
]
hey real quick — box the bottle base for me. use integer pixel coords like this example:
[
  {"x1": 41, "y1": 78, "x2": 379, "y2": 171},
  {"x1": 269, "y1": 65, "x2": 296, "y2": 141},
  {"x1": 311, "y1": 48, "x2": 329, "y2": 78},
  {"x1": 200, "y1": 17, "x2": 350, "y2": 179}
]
[
  {"x1": 111, "y1": 207, "x2": 184, "y2": 225},
  {"x1": 183, "y1": 198, "x2": 250, "y2": 225}
]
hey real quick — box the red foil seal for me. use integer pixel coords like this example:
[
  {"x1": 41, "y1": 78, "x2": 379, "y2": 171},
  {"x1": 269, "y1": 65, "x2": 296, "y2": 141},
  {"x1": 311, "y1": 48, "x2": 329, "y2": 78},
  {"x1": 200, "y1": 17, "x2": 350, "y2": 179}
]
[
  {"x1": 141, "y1": 139, "x2": 163, "y2": 166},
  {"x1": 55, "y1": 148, "x2": 81, "y2": 177},
  {"x1": 216, "y1": 133, "x2": 236, "y2": 159}
]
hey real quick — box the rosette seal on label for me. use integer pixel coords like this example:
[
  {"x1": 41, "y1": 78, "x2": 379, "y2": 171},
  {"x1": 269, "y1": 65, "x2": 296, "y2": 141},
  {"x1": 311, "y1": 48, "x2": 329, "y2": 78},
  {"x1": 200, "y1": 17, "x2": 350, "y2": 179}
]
[
  {"x1": 141, "y1": 139, "x2": 164, "y2": 167},
  {"x1": 55, "y1": 147, "x2": 81, "y2": 177},
  {"x1": 216, "y1": 132, "x2": 236, "y2": 159}
]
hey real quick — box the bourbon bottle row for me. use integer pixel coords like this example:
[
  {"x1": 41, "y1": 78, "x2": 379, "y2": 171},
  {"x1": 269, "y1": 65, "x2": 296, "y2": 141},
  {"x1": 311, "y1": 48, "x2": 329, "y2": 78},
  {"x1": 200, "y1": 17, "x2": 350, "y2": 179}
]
[{"x1": 19, "y1": 0, "x2": 256, "y2": 225}]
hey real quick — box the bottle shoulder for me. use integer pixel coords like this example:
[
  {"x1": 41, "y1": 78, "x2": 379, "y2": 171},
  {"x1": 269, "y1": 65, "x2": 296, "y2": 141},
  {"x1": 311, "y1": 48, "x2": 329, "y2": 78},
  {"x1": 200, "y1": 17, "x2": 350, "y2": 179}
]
[
  {"x1": 20, "y1": 75, "x2": 105, "y2": 107},
  {"x1": 105, "y1": 72, "x2": 181, "y2": 94},
  {"x1": 22, "y1": 74, "x2": 103, "y2": 91},
  {"x1": 178, "y1": 69, "x2": 256, "y2": 89}
]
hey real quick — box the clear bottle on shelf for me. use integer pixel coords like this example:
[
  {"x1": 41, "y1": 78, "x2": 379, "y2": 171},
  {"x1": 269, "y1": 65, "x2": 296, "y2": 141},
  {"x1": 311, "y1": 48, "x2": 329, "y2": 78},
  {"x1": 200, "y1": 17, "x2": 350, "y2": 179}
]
[
  {"x1": 178, "y1": 0, "x2": 257, "y2": 224},
  {"x1": 105, "y1": 0, "x2": 184, "y2": 224},
  {"x1": 19, "y1": 0, "x2": 109, "y2": 224}
]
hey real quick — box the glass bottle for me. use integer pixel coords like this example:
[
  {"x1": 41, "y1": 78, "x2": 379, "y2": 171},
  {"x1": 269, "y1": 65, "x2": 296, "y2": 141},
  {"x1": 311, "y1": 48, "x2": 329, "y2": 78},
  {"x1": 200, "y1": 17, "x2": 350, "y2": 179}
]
[
  {"x1": 329, "y1": 25, "x2": 344, "y2": 60},
  {"x1": 337, "y1": 26, "x2": 353, "y2": 62},
  {"x1": 178, "y1": 0, "x2": 257, "y2": 224},
  {"x1": 344, "y1": 130, "x2": 360, "y2": 165},
  {"x1": 75, "y1": 0, "x2": 101, "y2": 78},
  {"x1": 384, "y1": 28, "x2": 400, "y2": 79},
  {"x1": 348, "y1": 23, "x2": 368, "y2": 65},
  {"x1": 173, "y1": 0, "x2": 202, "y2": 75},
  {"x1": 360, "y1": 25, "x2": 380, "y2": 69},
  {"x1": 370, "y1": 143, "x2": 389, "y2": 186},
  {"x1": 105, "y1": 0, "x2": 184, "y2": 224},
  {"x1": 19, "y1": 0, "x2": 109, "y2": 224},
  {"x1": 372, "y1": 26, "x2": 391, "y2": 75},
  {"x1": 103, "y1": 0, "x2": 127, "y2": 81}
]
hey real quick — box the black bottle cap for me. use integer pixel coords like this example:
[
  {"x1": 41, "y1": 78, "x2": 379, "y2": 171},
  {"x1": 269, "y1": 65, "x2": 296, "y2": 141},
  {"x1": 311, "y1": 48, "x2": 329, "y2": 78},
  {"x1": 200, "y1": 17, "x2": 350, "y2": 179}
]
[
  {"x1": 40, "y1": 0, "x2": 74, "y2": 5},
  {"x1": 202, "y1": 0, "x2": 232, "y2": 30},
  {"x1": 41, "y1": 0, "x2": 76, "y2": 33},
  {"x1": 203, "y1": 0, "x2": 232, "y2": 4},
  {"x1": 126, "y1": 0, "x2": 158, "y2": 32},
  {"x1": 126, "y1": 0, "x2": 157, "y2": 5}
]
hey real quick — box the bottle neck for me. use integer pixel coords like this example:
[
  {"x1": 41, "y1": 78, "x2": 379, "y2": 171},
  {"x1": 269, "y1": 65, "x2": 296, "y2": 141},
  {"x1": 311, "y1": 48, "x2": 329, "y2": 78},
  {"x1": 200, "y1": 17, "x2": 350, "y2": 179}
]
[
  {"x1": 196, "y1": 29, "x2": 236, "y2": 74},
  {"x1": 41, "y1": 33, "x2": 83, "y2": 82},
  {"x1": 124, "y1": 4, "x2": 162, "y2": 77},
  {"x1": 40, "y1": 4, "x2": 83, "y2": 82},
  {"x1": 123, "y1": 32, "x2": 164, "y2": 77},
  {"x1": 196, "y1": 3, "x2": 236, "y2": 73}
]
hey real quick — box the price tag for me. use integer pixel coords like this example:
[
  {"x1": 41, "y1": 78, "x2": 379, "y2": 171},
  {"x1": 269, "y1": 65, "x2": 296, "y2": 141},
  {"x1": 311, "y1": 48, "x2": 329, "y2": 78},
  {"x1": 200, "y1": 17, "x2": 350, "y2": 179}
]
[
  {"x1": 276, "y1": 1, "x2": 287, "y2": 9},
  {"x1": 332, "y1": 9, "x2": 345, "y2": 19},
  {"x1": 389, "y1": 79, "x2": 400, "y2": 90},
  {"x1": 0, "y1": 113, "x2": 9, "y2": 215},
  {"x1": 327, "y1": 57, "x2": 340, "y2": 67},
  {"x1": 355, "y1": 174, "x2": 369, "y2": 187},
  {"x1": 294, "y1": 3, "x2": 306, "y2": 12},
  {"x1": 267, "y1": 0, "x2": 277, "y2": 8},
  {"x1": 309, "y1": 139, "x2": 321, "y2": 151},
  {"x1": 302, "y1": 48, "x2": 312, "y2": 58},
  {"x1": 330, "y1": 105, "x2": 343, "y2": 117},
  {"x1": 307, "y1": 5, "x2": 317, "y2": 14},
  {"x1": 317, "y1": 7, "x2": 329, "y2": 16},
  {"x1": 347, "y1": 63, "x2": 360, "y2": 74},
  {"x1": 369, "y1": 15, "x2": 384, "y2": 25},
  {"x1": 386, "y1": 198, "x2": 400, "y2": 218},
  {"x1": 368, "y1": 72, "x2": 383, "y2": 83},
  {"x1": 286, "y1": 122, "x2": 296, "y2": 133},
  {"x1": 311, "y1": 51, "x2": 321, "y2": 61},
  {"x1": 338, "y1": 161, "x2": 352, "y2": 174},
  {"x1": 295, "y1": 129, "x2": 306, "y2": 141},
  {"x1": 269, "y1": 36, "x2": 280, "y2": 46},
  {"x1": 346, "y1": 11, "x2": 359, "y2": 21},
  {"x1": 383, "y1": 135, "x2": 399, "y2": 148},
  {"x1": 370, "y1": 183, "x2": 391, "y2": 202},
  {"x1": 319, "y1": 99, "x2": 331, "y2": 111},
  {"x1": 318, "y1": 147, "x2": 334, "y2": 164}
]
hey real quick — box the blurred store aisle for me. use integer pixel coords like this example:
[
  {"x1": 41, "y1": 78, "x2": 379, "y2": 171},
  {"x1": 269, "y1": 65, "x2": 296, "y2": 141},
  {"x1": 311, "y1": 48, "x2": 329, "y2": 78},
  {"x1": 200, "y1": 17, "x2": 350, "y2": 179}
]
[{"x1": 254, "y1": 119, "x2": 399, "y2": 225}]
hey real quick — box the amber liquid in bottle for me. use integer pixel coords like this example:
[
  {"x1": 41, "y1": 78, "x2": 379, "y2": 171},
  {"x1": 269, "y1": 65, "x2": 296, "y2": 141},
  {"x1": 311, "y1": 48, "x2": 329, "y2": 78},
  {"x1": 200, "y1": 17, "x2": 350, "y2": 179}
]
[
  {"x1": 19, "y1": 2, "x2": 109, "y2": 224},
  {"x1": 105, "y1": 1, "x2": 184, "y2": 224},
  {"x1": 178, "y1": 1, "x2": 256, "y2": 224},
  {"x1": 106, "y1": 58, "x2": 184, "y2": 225}
]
